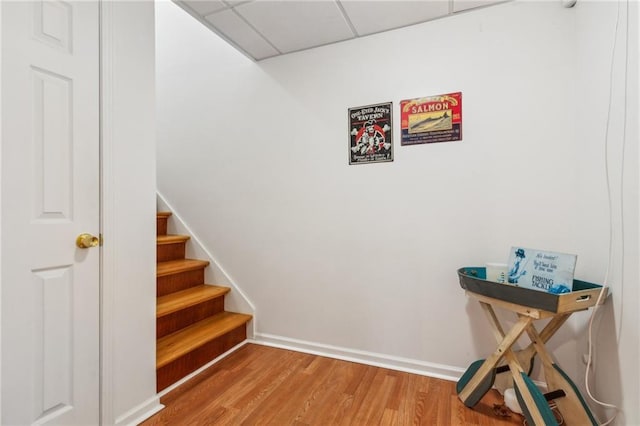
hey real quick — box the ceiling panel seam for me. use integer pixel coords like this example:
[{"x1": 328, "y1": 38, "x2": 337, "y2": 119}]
[
  {"x1": 335, "y1": 0, "x2": 360, "y2": 38},
  {"x1": 228, "y1": 7, "x2": 283, "y2": 55}
]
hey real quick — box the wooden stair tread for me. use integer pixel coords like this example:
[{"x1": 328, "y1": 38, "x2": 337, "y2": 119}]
[
  {"x1": 157, "y1": 211, "x2": 172, "y2": 217},
  {"x1": 157, "y1": 259, "x2": 209, "y2": 277},
  {"x1": 157, "y1": 234, "x2": 190, "y2": 245},
  {"x1": 157, "y1": 285, "x2": 230, "y2": 317},
  {"x1": 157, "y1": 312, "x2": 252, "y2": 368}
]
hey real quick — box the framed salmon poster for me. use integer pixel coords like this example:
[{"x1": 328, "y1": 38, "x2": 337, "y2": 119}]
[
  {"x1": 348, "y1": 102, "x2": 393, "y2": 165},
  {"x1": 400, "y1": 92, "x2": 462, "y2": 146}
]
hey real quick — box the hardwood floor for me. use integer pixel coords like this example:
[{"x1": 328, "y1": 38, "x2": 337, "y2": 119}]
[{"x1": 141, "y1": 344, "x2": 524, "y2": 425}]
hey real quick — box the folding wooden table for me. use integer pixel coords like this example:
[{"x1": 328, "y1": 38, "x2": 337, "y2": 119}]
[{"x1": 456, "y1": 267, "x2": 608, "y2": 426}]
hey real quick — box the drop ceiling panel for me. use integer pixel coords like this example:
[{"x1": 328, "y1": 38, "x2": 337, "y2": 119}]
[
  {"x1": 235, "y1": 0, "x2": 355, "y2": 53},
  {"x1": 453, "y1": 0, "x2": 506, "y2": 13},
  {"x1": 341, "y1": 1, "x2": 451, "y2": 36},
  {"x1": 205, "y1": 9, "x2": 280, "y2": 60},
  {"x1": 181, "y1": 0, "x2": 227, "y2": 17},
  {"x1": 174, "y1": 0, "x2": 512, "y2": 61}
]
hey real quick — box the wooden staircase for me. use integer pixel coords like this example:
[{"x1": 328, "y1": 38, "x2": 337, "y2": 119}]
[{"x1": 156, "y1": 211, "x2": 252, "y2": 391}]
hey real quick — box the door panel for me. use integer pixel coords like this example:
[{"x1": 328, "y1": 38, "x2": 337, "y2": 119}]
[
  {"x1": 33, "y1": 265, "x2": 74, "y2": 420},
  {"x1": 1, "y1": 1, "x2": 100, "y2": 424},
  {"x1": 32, "y1": 67, "x2": 73, "y2": 222}
]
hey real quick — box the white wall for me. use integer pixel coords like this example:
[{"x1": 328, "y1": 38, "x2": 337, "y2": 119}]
[
  {"x1": 0, "y1": 2, "x2": 3, "y2": 422},
  {"x1": 573, "y1": 1, "x2": 639, "y2": 424},
  {"x1": 156, "y1": 0, "x2": 638, "y2": 423},
  {"x1": 101, "y1": 2, "x2": 160, "y2": 424}
]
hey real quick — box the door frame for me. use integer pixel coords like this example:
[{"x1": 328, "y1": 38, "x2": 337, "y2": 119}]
[
  {"x1": 99, "y1": 2, "x2": 162, "y2": 424},
  {"x1": 0, "y1": 2, "x2": 4, "y2": 422},
  {"x1": 100, "y1": 1, "x2": 114, "y2": 423}
]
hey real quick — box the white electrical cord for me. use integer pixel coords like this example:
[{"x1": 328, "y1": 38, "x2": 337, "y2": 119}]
[
  {"x1": 585, "y1": 289, "x2": 618, "y2": 425},
  {"x1": 583, "y1": 0, "x2": 628, "y2": 424}
]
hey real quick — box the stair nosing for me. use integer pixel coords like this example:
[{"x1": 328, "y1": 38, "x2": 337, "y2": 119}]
[
  {"x1": 157, "y1": 234, "x2": 191, "y2": 245},
  {"x1": 156, "y1": 259, "x2": 210, "y2": 277},
  {"x1": 156, "y1": 284, "x2": 230, "y2": 317},
  {"x1": 156, "y1": 312, "x2": 252, "y2": 368},
  {"x1": 157, "y1": 211, "x2": 172, "y2": 217}
]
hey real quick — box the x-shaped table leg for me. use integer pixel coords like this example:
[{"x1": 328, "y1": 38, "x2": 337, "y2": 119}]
[
  {"x1": 479, "y1": 302, "x2": 553, "y2": 425},
  {"x1": 524, "y1": 320, "x2": 598, "y2": 425},
  {"x1": 457, "y1": 305, "x2": 532, "y2": 407}
]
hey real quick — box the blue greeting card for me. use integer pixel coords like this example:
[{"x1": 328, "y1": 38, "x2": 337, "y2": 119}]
[{"x1": 507, "y1": 247, "x2": 577, "y2": 294}]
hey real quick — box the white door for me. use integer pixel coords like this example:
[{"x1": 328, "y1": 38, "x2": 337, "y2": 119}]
[{"x1": 1, "y1": 1, "x2": 100, "y2": 425}]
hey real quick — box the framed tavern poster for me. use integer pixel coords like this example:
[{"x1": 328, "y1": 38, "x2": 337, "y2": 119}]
[{"x1": 348, "y1": 102, "x2": 393, "y2": 165}]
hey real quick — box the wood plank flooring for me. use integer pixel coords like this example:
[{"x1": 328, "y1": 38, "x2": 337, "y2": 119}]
[{"x1": 141, "y1": 344, "x2": 524, "y2": 425}]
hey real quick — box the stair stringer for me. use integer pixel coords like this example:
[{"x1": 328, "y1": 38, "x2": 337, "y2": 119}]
[{"x1": 156, "y1": 192, "x2": 256, "y2": 338}]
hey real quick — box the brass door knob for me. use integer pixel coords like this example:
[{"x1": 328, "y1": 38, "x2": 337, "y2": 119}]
[{"x1": 76, "y1": 233, "x2": 99, "y2": 249}]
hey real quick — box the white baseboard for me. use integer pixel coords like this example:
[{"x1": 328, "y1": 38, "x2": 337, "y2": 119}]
[
  {"x1": 115, "y1": 396, "x2": 164, "y2": 426},
  {"x1": 251, "y1": 333, "x2": 465, "y2": 382},
  {"x1": 251, "y1": 334, "x2": 551, "y2": 392}
]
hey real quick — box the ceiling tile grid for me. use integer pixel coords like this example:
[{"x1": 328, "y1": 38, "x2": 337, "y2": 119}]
[
  {"x1": 182, "y1": 0, "x2": 227, "y2": 16},
  {"x1": 204, "y1": 8, "x2": 280, "y2": 59},
  {"x1": 340, "y1": 1, "x2": 451, "y2": 36},
  {"x1": 234, "y1": 0, "x2": 355, "y2": 53},
  {"x1": 176, "y1": 0, "x2": 510, "y2": 61}
]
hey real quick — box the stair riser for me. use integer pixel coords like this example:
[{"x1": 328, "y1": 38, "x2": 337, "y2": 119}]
[
  {"x1": 157, "y1": 217, "x2": 169, "y2": 236},
  {"x1": 157, "y1": 298, "x2": 225, "y2": 339},
  {"x1": 157, "y1": 326, "x2": 247, "y2": 392},
  {"x1": 157, "y1": 242, "x2": 187, "y2": 263},
  {"x1": 157, "y1": 269, "x2": 205, "y2": 297}
]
